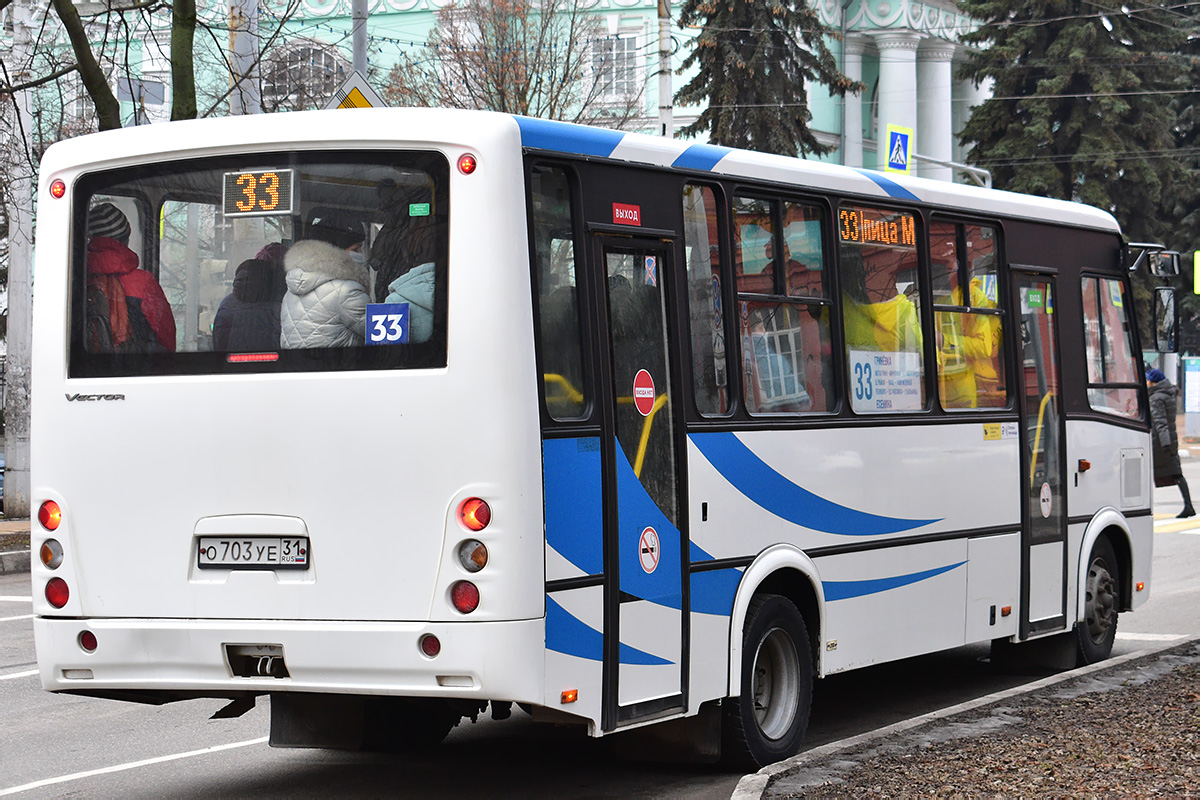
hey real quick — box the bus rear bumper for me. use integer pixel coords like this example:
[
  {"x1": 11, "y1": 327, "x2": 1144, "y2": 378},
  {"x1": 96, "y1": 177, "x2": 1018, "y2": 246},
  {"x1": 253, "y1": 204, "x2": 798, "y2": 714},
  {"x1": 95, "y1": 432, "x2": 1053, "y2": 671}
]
[{"x1": 33, "y1": 616, "x2": 545, "y2": 703}]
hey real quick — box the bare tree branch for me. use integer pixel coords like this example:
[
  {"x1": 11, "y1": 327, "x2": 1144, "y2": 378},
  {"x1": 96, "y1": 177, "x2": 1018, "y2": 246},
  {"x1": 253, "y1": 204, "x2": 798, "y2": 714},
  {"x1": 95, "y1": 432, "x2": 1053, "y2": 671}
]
[
  {"x1": 0, "y1": 63, "x2": 78, "y2": 94},
  {"x1": 170, "y1": 0, "x2": 197, "y2": 120},
  {"x1": 50, "y1": 0, "x2": 121, "y2": 130},
  {"x1": 384, "y1": 0, "x2": 643, "y2": 128}
]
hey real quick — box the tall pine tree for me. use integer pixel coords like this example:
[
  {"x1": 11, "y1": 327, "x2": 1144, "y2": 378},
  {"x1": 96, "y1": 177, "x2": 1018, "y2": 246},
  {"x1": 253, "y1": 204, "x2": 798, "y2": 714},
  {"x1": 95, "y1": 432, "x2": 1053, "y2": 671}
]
[
  {"x1": 675, "y1": 0, "x2": 859, "y2": 156},
  {"x1": 957, "y1": 0, "x2": 1187, "y2": 243}
]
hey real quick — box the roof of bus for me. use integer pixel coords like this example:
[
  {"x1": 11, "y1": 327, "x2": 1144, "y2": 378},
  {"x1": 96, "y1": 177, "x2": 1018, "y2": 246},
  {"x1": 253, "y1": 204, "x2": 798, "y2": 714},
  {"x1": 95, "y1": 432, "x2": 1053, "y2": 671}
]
[
  {"x1": 512, "y1": 115, "x2": 1122, "y2": 235},
  {"x1": 41, "y1": 109, "x2": 1119, "y2": 236}
]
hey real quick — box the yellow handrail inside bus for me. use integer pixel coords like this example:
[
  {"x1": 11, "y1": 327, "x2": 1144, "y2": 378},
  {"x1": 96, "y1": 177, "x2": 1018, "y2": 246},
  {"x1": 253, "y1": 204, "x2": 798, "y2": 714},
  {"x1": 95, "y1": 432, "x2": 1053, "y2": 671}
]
[
  {"x1": 1030, "y1": 390, "x2": 1055, "y2": 490},
  {"x1": 616, "y1": 394, "x2": 669, "y2": 478},
  {"x1": 543, "y1": 374, "x2": 584, "y2": 405}
]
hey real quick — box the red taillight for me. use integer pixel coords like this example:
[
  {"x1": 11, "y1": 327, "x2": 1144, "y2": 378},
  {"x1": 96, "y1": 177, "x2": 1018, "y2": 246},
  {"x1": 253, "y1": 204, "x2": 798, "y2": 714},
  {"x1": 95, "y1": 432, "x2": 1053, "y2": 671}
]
[
  {"x1": 79, "y1": 630, "x2": 97, "y2": 652},
  {"x1": 46, "y1": 578, "x2": 69, "y2": 609},
  {"x1": 459, "y1": 498, "x2": 491, "y2": 532},
  {"x1": 50, "y1": 179, "x2": 66, "y2": 199},
  {"x1": 419, "y1": 634, "x2": 441, "y2": 658},
  {"x1": 451, "y1": 581, "x2": 480, "y2": 614},
  {"x1": 39, "y1": 501, "x2": 62, "y2": 531},
  {"x1": 458, "y1": 153, "x2": 478, "y2": 175}
]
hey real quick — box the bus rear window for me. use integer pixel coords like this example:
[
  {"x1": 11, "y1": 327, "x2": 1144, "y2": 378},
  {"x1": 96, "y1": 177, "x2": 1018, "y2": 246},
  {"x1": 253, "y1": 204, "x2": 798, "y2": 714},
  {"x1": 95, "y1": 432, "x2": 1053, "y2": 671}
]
[{"x1": 69, "y1": 151, "x2": 449, "y2": 377}]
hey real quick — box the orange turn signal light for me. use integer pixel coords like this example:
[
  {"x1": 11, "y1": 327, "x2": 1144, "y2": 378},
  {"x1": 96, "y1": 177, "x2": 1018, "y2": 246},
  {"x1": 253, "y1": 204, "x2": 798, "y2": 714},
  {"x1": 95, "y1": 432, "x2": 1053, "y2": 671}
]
[
  {"x1": 1000, "y1": 606, "x2": 1012, "y2": 617},
  {"x1": 1136, "y1": 582, "x2": 1145, "y2": 592},
  {"x1": 561, "y1": 689, "x2": 578, "y2": 704}
]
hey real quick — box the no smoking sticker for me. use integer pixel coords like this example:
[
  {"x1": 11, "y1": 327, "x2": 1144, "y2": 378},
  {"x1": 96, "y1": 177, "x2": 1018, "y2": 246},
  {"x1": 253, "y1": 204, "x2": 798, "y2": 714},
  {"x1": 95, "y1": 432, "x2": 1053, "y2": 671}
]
[
  {"x1": 1040, "y1": 482, "x2": 1053, "y2": 518},
  {"x1": 639, "y1": 527, "x2": 660, "y2": 574}
]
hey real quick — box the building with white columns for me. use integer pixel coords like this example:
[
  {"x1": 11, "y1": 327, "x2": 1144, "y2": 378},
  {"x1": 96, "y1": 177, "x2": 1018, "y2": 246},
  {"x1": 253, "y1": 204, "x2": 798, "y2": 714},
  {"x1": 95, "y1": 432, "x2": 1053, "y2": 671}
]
[
  {"x1": 811, "y1": 0, "x2": 989, "y2": 182},
  {"x1": 251, "y1": 0, "x2": 989, "y2": 184},
  {"x1": 0, "y1": 0, "x2": 988, "y2": 184}
]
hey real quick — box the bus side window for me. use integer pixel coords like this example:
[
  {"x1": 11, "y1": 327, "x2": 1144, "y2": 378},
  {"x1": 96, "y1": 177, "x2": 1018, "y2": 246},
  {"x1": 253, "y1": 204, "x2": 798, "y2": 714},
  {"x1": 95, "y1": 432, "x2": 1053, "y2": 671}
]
[
  {"x1": 683, "y1": 184, "x2": 729, "y2": 415},
  {"x1": 531, "y1": 166, "x2": 587, "y2": 420},
  {"x1": 732, "y1": 196, "x2": 834, "y2": 415},
  {"x1": 930, "y1": 221, "x2": 1006, "y2": 410},
  {"x1": 838, "y1": 205, "x2": 924, "y2": 413},
  {"x1": 1082, "y1": 276, "x2": 1140, "y2": 419}
]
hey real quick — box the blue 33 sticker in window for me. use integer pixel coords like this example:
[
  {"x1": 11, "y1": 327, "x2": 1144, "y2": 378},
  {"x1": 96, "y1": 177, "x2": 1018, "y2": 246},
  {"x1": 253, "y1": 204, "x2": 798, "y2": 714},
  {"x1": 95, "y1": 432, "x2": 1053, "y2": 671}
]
[{"x1": 366, "y1": 302, "x2": 410, "y2": 345}]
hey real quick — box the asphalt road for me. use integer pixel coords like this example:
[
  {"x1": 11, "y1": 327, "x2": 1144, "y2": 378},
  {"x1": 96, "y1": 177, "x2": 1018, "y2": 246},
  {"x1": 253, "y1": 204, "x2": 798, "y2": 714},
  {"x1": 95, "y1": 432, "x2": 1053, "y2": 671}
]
[{"x1": 3, "y1": 463, "x2": 1198, "y2": 798}]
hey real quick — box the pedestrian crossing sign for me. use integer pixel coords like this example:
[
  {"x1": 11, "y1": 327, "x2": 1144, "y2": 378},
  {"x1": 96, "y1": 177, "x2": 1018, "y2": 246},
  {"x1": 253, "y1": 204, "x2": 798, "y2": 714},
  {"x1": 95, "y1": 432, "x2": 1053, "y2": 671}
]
[{"x1": 885, "y1": 124, "x2": 913, "y2": 174}]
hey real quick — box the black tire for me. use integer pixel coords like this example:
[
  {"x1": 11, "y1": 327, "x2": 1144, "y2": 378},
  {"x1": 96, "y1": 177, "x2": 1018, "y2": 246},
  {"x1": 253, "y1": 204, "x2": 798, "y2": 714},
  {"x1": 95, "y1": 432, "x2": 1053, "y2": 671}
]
[
  {"x1": 1076, "y1": 536, "x2": 1120, "y2": 665},
  {"x1": 363, "y1": 697, "x2": 459, "y2": 752},
  {"x1": 722, "y1": 594, "x2": 814, "y2": 769}
]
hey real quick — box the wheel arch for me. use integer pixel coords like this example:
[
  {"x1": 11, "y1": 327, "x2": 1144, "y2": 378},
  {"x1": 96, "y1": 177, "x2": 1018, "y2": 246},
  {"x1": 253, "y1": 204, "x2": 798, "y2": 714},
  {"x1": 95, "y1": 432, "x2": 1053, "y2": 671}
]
[
  {"x1": 1078, "y1": 508, "x2": 1134, "y2": 618},
  {"x1": 727, "y1": 544, "x2": 825, "y2": 696}
]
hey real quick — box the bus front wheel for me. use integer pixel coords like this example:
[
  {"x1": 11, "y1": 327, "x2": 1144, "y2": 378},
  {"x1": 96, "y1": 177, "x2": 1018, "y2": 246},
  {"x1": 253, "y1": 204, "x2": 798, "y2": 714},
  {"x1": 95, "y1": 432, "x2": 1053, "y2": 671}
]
[
  {"x1": 1077, "y1": 536, "x2": 1120, "y2": 665},
  {"x1": 722, "y1": 594, "x2": 813, "y2": 768}
]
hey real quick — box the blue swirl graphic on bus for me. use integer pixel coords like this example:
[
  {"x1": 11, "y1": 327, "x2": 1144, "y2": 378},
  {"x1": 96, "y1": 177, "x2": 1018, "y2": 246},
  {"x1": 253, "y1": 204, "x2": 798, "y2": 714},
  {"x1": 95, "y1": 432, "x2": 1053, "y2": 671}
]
[
  {"x1": 672, "y1": 144, "x2": 732, "y2": 172},
  {"x1": 545, "y1": 597, "x2": 672, "y2": 666},
  {"x1": 515, "y1": 116, "x2": 626, "y2": 158},
  {"x1": 854, "y1": 169, "x2": 921, "y2": 202},
  {"x1": 690, "y1": 432, "x2": 940, "y2": 535},
  {"x1": 823, "y1": 561, "x2": 967, "y2": 601}
]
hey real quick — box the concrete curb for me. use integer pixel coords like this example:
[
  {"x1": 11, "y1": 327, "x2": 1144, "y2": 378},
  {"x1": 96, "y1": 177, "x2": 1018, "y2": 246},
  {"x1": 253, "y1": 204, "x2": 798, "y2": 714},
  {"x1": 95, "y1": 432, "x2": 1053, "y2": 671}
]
[
  {"x1": 732, "y1": 634, "x2": 1200, "y2": 799},
  {"x1": 0, "y1": 549, "x2": 31, "y2": 575}
]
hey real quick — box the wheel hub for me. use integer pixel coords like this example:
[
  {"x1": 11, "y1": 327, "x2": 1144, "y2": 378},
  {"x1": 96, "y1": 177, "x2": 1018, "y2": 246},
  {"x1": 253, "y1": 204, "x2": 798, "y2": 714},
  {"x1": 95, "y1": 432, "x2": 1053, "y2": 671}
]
[
  {"x1": 1084, "y1": 557, "x2": 1116, "y2": 644},
  {"x1": 751, "y1": 626, "x2": 800, "y2": 740}
]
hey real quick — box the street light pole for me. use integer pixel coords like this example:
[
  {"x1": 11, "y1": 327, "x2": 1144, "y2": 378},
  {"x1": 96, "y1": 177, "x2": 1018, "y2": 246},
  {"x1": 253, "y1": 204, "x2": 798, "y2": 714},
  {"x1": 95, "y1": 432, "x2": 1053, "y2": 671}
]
[
  {"x1": 657, "y1": 0, "x2": 673, "y2": 138},
  {"x1": 229, "y1": 0, "x2": 262, "y2": 114},
  {"x1": 352, "y1": 0, "x2": 368, "y2": 77}
]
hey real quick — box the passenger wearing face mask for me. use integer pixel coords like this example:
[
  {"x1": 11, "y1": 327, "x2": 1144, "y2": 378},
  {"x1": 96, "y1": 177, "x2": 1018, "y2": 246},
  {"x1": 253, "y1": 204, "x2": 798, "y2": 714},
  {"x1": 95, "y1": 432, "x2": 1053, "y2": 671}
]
[{"x1": 280, "y1": 223, "x2": 371, "y2": 348}]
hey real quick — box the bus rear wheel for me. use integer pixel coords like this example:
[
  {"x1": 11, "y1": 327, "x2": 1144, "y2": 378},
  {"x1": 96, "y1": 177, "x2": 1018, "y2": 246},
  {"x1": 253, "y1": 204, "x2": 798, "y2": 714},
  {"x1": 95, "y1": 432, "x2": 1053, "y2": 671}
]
[
  {"x1": 723, "y1": 594, "x2": 813, "y2": 769},
  {"x1": 1077, "y1": 536, "x2": 1119, "y2": 665}
]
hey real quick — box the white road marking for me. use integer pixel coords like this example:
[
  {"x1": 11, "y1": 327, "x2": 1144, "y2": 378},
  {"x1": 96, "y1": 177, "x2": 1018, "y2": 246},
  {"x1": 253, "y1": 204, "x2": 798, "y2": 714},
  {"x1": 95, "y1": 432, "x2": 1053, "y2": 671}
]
[
  {"x1": 0, "y1": 670, "x2": 38, "y2": 682},
  {"x1": 0, "y1": 736, "x2": 270, "y2": 796},
  {"x1": 0, "y1": 597, "x2": 32, "y2": 603},
  {"x1": 0, "y1": 614, "x2": 33, "y2": 623},
  {"x1": 1115, "y1": 632, "x2": 1187, "y2": 642}
]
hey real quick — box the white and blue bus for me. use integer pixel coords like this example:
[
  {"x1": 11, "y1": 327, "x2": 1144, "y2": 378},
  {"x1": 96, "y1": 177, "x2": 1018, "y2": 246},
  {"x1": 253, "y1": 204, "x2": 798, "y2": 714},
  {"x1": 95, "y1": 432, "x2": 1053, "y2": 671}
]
[{"x1": 30, "y1": 108, "x2": 1175, "y2": 767}]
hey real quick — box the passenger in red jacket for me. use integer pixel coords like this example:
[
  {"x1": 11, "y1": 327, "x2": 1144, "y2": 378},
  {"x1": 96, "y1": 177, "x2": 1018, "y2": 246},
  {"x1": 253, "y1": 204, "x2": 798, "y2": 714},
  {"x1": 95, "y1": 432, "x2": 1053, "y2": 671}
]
[{"x1": 86, "y1": 202, "x2": 176, "y2": 352}]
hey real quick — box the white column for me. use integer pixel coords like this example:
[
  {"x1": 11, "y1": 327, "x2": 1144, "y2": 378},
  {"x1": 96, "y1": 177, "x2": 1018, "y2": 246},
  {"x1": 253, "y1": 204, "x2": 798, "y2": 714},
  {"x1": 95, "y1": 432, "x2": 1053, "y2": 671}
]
[
  {"x1": 953, "y1": 75, "x2": 993, "y2": 164},
  {"x1": 871, "y1": 31, "x2": 922, "y2": 172},
  {"x1": 842, "y1": 35, "x2": 867, "y2": 168},
  {"x1": 917, "y1": 42, "x2": 956, "y2": 181}
]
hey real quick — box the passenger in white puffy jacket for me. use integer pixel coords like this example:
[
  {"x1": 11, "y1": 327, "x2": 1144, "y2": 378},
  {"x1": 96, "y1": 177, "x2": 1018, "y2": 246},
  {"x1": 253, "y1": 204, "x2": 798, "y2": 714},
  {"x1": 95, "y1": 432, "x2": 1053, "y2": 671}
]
[{"x1": 280, "y1": 239, "x2": 371, "y2": 348}]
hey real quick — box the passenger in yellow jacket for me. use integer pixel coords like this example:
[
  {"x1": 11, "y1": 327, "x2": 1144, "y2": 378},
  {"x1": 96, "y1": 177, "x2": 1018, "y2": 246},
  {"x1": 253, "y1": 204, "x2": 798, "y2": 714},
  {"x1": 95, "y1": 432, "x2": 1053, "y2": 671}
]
[{"x1": 937, "y1": 278, "x2": 999, "y2": 408}]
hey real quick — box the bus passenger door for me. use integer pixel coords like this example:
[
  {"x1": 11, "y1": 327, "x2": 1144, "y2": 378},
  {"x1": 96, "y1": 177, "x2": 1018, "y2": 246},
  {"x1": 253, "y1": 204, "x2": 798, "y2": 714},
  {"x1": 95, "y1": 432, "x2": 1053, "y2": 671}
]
[
  {"x1": 596, "y1": 236, "x2": 687, "y2": 729},
  {"x1": 1014, "y1": 273, "x2": 1068, "y2": 637}
]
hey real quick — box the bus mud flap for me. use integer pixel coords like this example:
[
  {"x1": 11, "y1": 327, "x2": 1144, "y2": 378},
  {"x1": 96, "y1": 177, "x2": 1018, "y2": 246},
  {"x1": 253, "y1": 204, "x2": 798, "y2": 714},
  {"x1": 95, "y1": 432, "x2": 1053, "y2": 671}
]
[{"x1": 269, "y1": 693, "x2": 366, "y2": 749}]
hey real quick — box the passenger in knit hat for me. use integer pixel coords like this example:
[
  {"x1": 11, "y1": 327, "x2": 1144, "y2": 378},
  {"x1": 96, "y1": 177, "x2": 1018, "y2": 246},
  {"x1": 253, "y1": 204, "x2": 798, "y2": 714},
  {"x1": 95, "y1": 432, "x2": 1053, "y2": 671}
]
[
  {"x1": 1146, "y1": 367, "x2": 1166, "y2": 384},
  {"x1": 87, "y1": 202, "x2": 132, "y2": 245}
]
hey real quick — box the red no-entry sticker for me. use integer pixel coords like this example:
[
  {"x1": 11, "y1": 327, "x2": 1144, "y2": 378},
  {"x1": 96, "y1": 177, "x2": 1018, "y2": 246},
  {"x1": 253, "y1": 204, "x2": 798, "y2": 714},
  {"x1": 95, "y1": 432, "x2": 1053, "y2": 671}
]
[{"x1": 633, "y1": 369, "x2": 655, "y2": 416}]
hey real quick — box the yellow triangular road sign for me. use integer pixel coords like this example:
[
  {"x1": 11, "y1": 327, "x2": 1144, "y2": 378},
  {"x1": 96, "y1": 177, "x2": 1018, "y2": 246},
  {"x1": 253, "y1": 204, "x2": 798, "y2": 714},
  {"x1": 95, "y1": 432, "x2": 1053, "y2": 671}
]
[{"x1": 325, "y1": 71, "x2": 387, "y2": 110}]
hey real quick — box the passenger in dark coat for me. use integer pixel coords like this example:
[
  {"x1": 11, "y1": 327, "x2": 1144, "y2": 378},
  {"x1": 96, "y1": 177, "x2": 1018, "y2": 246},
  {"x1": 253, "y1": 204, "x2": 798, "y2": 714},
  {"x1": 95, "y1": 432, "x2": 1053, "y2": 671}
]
[
  {"x1": 213, "y1": 258, "x2": 287, "y2": 351},
  {"x1": 1147, "y1": 367, "x2": 1194, "y2": 518}
]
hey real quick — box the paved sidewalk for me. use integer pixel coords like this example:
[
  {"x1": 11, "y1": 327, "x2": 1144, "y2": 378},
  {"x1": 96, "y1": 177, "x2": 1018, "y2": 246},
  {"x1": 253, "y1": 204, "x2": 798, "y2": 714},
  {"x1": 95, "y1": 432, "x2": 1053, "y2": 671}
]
[
  {"x1": 0, "y1": 518, "x2": 31, "y2": 575},
  {"x1": 741, "y1": 636, "x2": 1200, "y2": 798}
]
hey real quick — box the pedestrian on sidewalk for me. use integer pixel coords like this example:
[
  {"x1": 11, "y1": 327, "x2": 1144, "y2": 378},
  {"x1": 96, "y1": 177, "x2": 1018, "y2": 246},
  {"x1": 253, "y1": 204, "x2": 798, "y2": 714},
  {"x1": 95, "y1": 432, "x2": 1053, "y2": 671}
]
[{"x1": 1147, "y1": 366, "x2": 1195, "y2": 518}]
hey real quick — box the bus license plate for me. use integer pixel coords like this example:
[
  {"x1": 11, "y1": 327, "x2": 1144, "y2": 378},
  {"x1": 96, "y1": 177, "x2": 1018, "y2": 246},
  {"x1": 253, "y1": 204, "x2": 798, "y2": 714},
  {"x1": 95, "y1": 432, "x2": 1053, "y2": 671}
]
[{"x1": 198, "y1": 537, "x2": 309, "y2": 569}]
